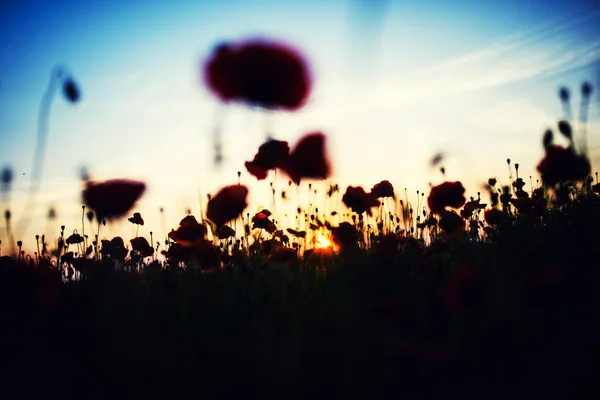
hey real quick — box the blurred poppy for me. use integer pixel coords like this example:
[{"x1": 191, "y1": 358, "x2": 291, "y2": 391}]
[
  {"x1": 342, "y1": 186, "x2": 379, "y2": 216},
  {"x1": 83, "y1": 179, "x2": 145, "y2": 220},
  {"x1": 193, "y1": 241, "x2": 221, "y2": 270},
  {"x1": 331, "y1": 222, "x2": 359, "y2": 249},
  {"x1": 245, "y1": 139, "x2": 290, "y2": 180},
  {"x1": 484, "y1": 208, "x2": 508, "y2": 226},
  {"x1": 439, "y1": 211, "x2": 465, "y2": 236},
  {"x1": 282, "y1": 132, "x2": 331, "y2": 185},
  {"x1": 206, "y1": 185, "x2": 249, "y2": 227},
  {"x1": 128, "y1": 212, "x2": 144, "y2": 226},
  {"x1": 371, "y1": 180, "x2": 394, "y2": 198},
  {"x1": 203, "y1": 39, "x2": 311, "y2": 110},
  {"x1": 536, "y1": 145, "x2": 591, "y2": 186},
  {"x1": 371, "y1": 233, "x2": 401, "y2": 263},
  {"x1": 217, "y1": 225, "x2": 235, "y2": 240},
  {"x1": 427, "y1": 181, "x2": 466, "y2": 215},
  {"x1": 168, "y1": 215, "x2": 207, "y2": 246}
]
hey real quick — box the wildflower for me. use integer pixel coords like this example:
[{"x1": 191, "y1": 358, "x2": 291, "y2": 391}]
[
  {"x1": 65, "y1": 233, "x2": 84, "y2": 245},
  {"x1": 536, "y1": 145, "x2": 591, "y2": 186},
  {"x1": 331, "y1": 222, "x2": 359, "y2": 249},
  {"x1": 342, "y1": 186, "x2": 379, "y2": 216},
  {"x1": 281, "y1": 132, "x2": 331, "y2": 185},
  {"x1": 252, "y1": 212, "x2": 276, "y2": 233},
  {"x1": 206, "y1": 185, "x2": 248, "y2": 227},
  {"x1": 216, "y1": 225, "x2": 235, "y2": 239},
  {"x1": 203, "y1": 39, "x2": 311, "y2": 110},
  {"x1": 245, "y1": 139, "x2": 290, "y2": 180},
  {"x1": 427, "y1": 181, "x2": 466, "y2": 215},
  {"x1": 168, "y1": 215, "x2": 207, "y2": 247},
  {"x1": 128, "y1": 212, "x2": 144, "y2": 226},
  {"x1": 488, "y1": 178, "x2": 497, "y2": 187},
  {"x1": 371, "y1": 180, "x2": 395, "y2": 198},
  {"x1": 82, "y1": 179, "x2": 146, "y2": 220},
  {"x1": 439, "y1": 210, "x2": 465, "y2": 236},
  {"x1": 130, "y1": 237, "x2": 153, "y2": 256},
  {"x1": 484, "y1": 208, "x2": 508, "y2": 226}
]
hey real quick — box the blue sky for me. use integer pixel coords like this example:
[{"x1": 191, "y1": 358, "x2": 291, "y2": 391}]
[{"x1": 1, "y1": 0, "x2": 599, "y2": 248}]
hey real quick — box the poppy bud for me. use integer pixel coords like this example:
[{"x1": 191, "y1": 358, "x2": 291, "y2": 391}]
[
  {"x1": 581, "y1": 82, "x2": 592, "y2": 97},
  {"x1": 557, "y1": 120, "x2": 572, "y2": 140},
  {"x1": 63, "y1": 78, "x2": 81, "y2": 103},
  {"x1": 1, "y1": 166, "x2": 13, "y2": 188},
  {"x1": 542, "y1": 129, "x2": 553, "y2": 149},
  {"x1": 558, "y1": 87, "x2": 570, "y2": 102}
]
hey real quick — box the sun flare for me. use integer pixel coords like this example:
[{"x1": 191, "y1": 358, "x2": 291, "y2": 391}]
[{"x1": 314, "y1": 229, "x2": 334, "y2": 250}]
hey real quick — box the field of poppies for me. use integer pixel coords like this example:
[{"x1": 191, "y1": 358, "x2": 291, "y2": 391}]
[{"x1": 1, "y1": 39, "x2": 599, "y2": 398}]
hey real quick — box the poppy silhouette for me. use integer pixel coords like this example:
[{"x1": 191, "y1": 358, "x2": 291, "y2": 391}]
[
  {"x1": 82, "y1": 179, "x2": 146, "y2": 220},
  {"x1": 206, "y1": 185, "x2": 249, "y2": 227},
  {"x1": 203, "y1": 39, "x2": 312, "y2": 110}
]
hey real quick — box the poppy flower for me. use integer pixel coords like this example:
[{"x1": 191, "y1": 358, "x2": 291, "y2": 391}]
[
  {"x1": 193, "y1": 241, "x2": 221, "y2": 270},
  {"x1": 65, "y1": 233, "x2": 84, "y2": 245},
  {"x1": 168, "y1": 215, "x2": 207, "y2": 246},
  {"x1": 484, "y1": 208, "x2": 508, "y2": 226},
  {"x1": 203, "y1": 39, "x2": 311, "y2": 110},
  {"x1": 245, "y1": 139, "x2": 290, "y2": 180},
  {"x1": 100, "y1": 237, "x2": 128, "y2": 261},
  {"x1": 206, "y1": 185, "x2": 249, "y2": 227},
  {"x1": 281, "y1": 132, "x2": 331, "y2": 185},
  {"x1": 427, "y1": 181, "x2": 466, "y2": 215},
  {"x1": 216, "y1": 225, "x2": 235, "y2": 240},
  {"x1": 83, "y1": 179, "x2": 146, "y2": 220},
  {"x1": 342, "y1": 186, "x2": 379, "y2": 216},
  {"x1": 536, "y1": 145, "x2": 591, "y2": 186},
  {"x1": 371, "y1": 180, "x2": 394, "y2": 198},
  {"x1": 439, "y1": 211, "x2": 465, "y2": 235},
  {"x1": 130, "y1": 237, "x2": 151, "y2": 253},
  {"x1": 252, "y1": 212, "x2": 276, "y2": 233},
  {"x1": 128, "y1": 212, "x2": 144, "y2": 226},
  {"x1": 331, "y1": 222, "x2": 359, "y2": 249},
  {"x1": 371, "y1": 233, "x2": 401, "y2": 263}
]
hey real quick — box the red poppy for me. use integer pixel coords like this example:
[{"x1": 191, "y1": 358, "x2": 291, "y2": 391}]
[
  {"x1": 203, "y1": 39, "x2": 311, "y2": 110},
  {"x1": 342, "y1": 186, "x2": 379, "y2": 216},
  {"x1": 252, "y1": 212, "x2": 276, "y2": 233},
  {"x1": 371, "y1": 180, "x2": 395, "y2": 198},
  {"x1": 168, "y1": 215, "x2": 207, "y2": 246},
  {"x1": 536, "y1": 145, "x2": 591, "y2": 186},
  {"x1": 281, "y1": 132, "x2": 331, "y2": 185},
  {"x1": 83, "y1": 179, "x2": 145, "y2": 220},
  {"x1": 245, "y1": 139, "x2": 290, "y2": 180},
  {"x1": 484, "y1": 208, "x2": 508, "y2": 226},
  {"x1": 427, "y1": 181, "x2": 466, "y2": 215},
  {"x1": 128, "y1": 212, "x2": 144, "y2": 226},
  {"x1": 193, "y1": 241, "x2": 221, "y2": 270},
  {"x1": 206, "y1": 185, "x2": 249, "y2": 227}
]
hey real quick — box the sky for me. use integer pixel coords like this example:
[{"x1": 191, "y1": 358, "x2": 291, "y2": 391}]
[{"x1": 1, "y1": 0, "x2": 600, "y2": 251}]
